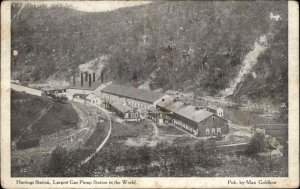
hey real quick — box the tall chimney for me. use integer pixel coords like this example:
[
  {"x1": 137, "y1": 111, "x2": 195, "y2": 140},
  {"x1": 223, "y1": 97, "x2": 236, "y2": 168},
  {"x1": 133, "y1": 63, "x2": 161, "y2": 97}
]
[
  {"x1": 89, "y1": 74, "x2": 92, "y2": 87},
  {"x1": 81, "y1": 73, "x2": 83, "y2": 87},
  {"x1": 73, "y1": 75, "x2": 76, "y2": 86},
  {"x1": 100, "y1": 72, "x2": 103, "y2": 83},
  {"x1": 85, "y1": 71, "x2": 88, "y2": 82},
  {"x1": 93, "y1": 73, "x2": 95, "y2": 82}
]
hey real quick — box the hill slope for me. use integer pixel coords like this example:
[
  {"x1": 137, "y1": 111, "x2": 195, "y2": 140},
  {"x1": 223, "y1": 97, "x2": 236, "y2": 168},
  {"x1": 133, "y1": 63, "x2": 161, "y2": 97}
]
[
  {"x1": 11, "y1": 1, "x2": 288, "y2": 112},
  {"x1": 11, "y1": 91, "x2": 79, "y2": 141}
]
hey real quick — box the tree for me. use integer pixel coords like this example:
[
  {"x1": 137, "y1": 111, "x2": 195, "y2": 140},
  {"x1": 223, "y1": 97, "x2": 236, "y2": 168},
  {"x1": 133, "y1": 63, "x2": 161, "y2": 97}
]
[
  {"x1": 47, "y1": 145, "x2": 68, "y2": 176},
  {"x1": 193, "y1": 140, "x2": 219, "y2": 167},
  {"x1": 193, "y1": 140, "x2": 206, "y2": 164},
  {"x1": 245, "y1": 132, "x2": 265, "y2": 155}
]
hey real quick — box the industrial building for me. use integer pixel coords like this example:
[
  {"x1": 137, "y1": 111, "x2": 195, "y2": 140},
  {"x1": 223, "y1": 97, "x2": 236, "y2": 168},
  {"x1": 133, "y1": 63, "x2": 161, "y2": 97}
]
[
  {"x1": 155, "y1": 96, "x2": 229, "y2": 137},
  {"x1": 100, "y1": 84, "x2": 166, "y2": 109},
  {"x1": 109, "y1": 101, "x2": 144, "y2": 121}
]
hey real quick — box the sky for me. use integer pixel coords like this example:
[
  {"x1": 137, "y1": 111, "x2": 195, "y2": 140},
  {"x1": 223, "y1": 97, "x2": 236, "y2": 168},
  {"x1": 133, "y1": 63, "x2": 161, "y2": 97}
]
[{"x1": 20, "y1": 1, "x2": 152, "y2": 12}]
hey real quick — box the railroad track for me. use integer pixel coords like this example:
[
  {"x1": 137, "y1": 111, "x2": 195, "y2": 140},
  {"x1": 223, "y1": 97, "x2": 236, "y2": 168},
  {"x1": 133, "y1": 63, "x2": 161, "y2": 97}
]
[{"x1": 80, "y1": 104, "x2": 112, "y2": 166}]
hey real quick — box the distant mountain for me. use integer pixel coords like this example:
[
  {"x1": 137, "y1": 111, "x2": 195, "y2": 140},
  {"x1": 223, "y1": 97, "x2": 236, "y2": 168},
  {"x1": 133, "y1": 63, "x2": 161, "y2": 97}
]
[{"x1": 11, "y1": 1, "x2": 288, "y2": 112}]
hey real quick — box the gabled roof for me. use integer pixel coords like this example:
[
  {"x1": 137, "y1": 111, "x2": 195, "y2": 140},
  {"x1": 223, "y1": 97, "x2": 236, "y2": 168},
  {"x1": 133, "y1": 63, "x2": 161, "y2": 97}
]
[
  {"x1": 157, "y1": 96, "x2": 215, "y2": 123},
  {"x1": 157, "y1": 95, "x2": 185, "y2": 111},
  {"x1": 101, "y1": 84, "x2": 165, "y2": 104},
  {"x1": 148, "y1": 106, "x2": 164, "y2": 114},
  {"x1": 110, "y1": 101, "x2": 132, "y2": 113},
  {"x1": 175, "y1": 106, "x2": 214, "y2": 123}
]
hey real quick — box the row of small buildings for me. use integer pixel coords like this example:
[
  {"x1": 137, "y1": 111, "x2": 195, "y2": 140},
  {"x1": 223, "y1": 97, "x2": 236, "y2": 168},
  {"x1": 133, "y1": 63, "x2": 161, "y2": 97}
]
[{"x1": 91, "y1": 84, "x2": 229, "y2": 137}]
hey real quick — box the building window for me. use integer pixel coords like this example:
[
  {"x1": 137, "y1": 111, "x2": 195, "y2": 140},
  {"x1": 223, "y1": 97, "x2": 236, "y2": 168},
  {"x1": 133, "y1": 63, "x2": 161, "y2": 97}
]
[
  {"x1": 131, "y1": 113, "x2": 135, "y2": 118},
  {"x1": 218, "y1": 111, "x2": 223, "y2": 116},
  {"x1": 124, "y1": 113, "x2": 128, "y2": 118},
  {"x1": 206, "y1": 128, "x2": 210, "y2": 135},
  {"x1": 212, "y1": 128, "x2": 216, "y2": 134},
  {"x1": 135, "y1": 112, "x2": 139, "y2": 118},
  {"x1": 217, "y1": 128, "x2": 221, "y2": 134}
]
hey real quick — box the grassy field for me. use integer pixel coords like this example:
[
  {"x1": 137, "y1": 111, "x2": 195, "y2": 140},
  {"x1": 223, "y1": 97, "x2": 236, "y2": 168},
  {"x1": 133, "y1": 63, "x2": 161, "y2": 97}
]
[
  {"x1": 11, "y1": 91, "x2": 52, "y2": 140},
  {"x1": 26, "y1": 102, "x2": 79, "y2": 138},
  {"x1": 157, "y1": 124, "x2": 185, "y2": 135},
  {"x1": 11, "y1": 91, "x2": 79, "y2": 141},
  {"x1": 111, "y1": 121, "x2": 154, "y2": 139}
]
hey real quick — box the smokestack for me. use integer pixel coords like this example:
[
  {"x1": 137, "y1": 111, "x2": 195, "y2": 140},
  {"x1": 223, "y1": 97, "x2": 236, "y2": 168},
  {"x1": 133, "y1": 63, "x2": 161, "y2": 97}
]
[
  {"x1": 93, "y1": 73, "x2": 95, "y2": 82},
  {"x1": 100, "y1": 72, "x2": 103, "y2": 83},
  {"x1": 73, "y1": 75, "x2": 76, "y2": 86},
  {"x1": 85, "y1": 71, "x2": 88, "y2": 82},
  {"x1": 89, "y1": 74, "x2": 91, "y2": 87},
  {"x1": 81, "y1": 73, "x2": 83, "y2": 87}
]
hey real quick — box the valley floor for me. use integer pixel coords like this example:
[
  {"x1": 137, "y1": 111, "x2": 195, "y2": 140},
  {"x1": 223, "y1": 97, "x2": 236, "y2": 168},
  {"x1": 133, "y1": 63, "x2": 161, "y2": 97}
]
[{"x1": 11, "y1": 94, "x2": 287, "y2": 177}]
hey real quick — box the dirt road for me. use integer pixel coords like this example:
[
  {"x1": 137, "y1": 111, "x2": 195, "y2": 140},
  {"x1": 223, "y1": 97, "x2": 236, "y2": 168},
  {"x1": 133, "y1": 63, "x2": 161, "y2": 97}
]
[{"x1": 80, "y1": 104, "x2": 112, "y2": 165}]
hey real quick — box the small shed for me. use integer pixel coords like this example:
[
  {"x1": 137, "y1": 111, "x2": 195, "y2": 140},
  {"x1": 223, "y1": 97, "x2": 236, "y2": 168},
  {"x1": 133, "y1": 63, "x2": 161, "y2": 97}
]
[
  {"x1": 148, "y1": 106, "x2": 166, "y2": 124},
  {"x1": 73, "y1": 93, "x2": 89, "y2": 103},
  {"x1": 86, "y1": 93, "x2": 101, "y2": 105}
]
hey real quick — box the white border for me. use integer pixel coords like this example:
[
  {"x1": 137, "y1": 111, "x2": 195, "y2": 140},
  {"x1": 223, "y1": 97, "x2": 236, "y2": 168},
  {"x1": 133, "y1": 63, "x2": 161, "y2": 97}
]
[{"x1": 1, "y1": 1, "x2": 299, "y2": 188}]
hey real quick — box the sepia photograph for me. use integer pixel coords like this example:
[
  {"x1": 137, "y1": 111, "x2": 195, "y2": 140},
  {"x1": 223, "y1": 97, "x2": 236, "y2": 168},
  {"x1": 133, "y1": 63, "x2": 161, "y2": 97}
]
[{"x1": 1, "y1": 0, "x2": 299, "y2": 188}]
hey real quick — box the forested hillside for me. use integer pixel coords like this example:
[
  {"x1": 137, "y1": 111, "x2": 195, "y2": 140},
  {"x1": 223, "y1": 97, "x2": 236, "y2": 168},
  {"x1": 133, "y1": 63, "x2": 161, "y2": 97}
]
[{"x1": 11, "y1": 1, "x2": 288, "y2": 109}]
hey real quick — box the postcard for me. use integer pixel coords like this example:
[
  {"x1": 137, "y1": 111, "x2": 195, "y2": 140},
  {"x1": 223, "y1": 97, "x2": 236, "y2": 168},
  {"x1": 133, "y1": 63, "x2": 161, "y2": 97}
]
[{"x1": 1, "y1": 0, "x2": 299, "y2": 188}]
